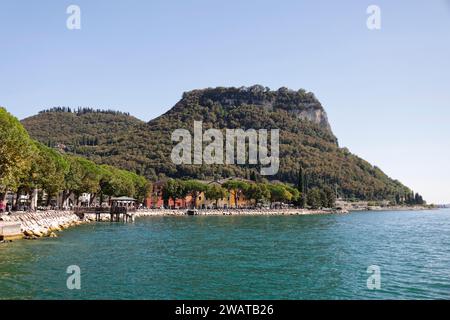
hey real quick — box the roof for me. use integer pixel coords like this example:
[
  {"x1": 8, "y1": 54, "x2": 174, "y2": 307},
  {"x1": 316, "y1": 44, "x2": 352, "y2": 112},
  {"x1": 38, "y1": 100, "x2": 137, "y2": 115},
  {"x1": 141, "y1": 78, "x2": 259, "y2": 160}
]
[{"x1": 110, "y1": 196, "x2": 136, "y2": 202}]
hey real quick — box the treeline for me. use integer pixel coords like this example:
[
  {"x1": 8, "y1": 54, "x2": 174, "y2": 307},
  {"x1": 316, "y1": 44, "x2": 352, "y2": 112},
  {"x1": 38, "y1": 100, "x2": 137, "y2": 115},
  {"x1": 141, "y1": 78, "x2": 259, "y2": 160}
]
[
  {"x1": 39, "y1": 107, "x2": 130, "y2": 116},
  {"x1": 185, "y1": 85, "x2": 320, "y2": 112},
  {"x1": 395, "y1": 192, "x2": 425, "y2": 206},
  {"x1": 1, "y1": 107, "x2": 150, "y2": 207},
  {"x1": 160, "y1": 177, "x2": 336, "y2": 210}
]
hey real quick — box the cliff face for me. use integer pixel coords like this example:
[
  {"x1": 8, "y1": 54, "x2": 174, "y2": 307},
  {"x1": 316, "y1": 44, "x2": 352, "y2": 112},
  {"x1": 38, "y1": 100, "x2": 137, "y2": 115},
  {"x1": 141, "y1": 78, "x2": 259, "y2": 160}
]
[
  {"x1": 172, "y1": 85, "x2": 333, "y2": 134},
  {"x1": 22, "y1": 85, "x2": 412, "y2": 201},
  {"x1": 292, "y1": 107, "x2": 331, "y2": 133}
]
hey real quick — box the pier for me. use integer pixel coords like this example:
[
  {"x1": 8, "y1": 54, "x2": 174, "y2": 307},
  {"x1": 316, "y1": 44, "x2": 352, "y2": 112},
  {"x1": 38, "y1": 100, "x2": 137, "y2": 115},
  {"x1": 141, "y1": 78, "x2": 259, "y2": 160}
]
[{"x1": 74, "y1": 197, "x2": 137, "y2": 222}]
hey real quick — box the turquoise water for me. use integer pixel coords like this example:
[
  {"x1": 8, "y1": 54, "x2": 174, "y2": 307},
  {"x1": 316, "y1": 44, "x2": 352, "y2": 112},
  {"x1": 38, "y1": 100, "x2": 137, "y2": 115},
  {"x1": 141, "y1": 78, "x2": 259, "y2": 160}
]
[{"x1": 1, "y1": 209, "x2": 450, "y2": 299}]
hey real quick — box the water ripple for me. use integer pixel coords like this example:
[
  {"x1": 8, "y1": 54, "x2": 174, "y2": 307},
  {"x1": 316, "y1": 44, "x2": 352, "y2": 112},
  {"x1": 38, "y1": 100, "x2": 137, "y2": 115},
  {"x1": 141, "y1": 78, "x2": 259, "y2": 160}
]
[{"x1": 1, "y1": 209, "x2": 450, "y2": 299}]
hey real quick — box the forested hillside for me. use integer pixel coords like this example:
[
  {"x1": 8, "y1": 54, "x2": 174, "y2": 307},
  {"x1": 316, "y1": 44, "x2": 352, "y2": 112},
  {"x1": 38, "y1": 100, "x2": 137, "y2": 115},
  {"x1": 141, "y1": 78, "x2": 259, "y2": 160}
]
[{"x1": 22, "y1": 86, "x2": 413, "y2": 201}]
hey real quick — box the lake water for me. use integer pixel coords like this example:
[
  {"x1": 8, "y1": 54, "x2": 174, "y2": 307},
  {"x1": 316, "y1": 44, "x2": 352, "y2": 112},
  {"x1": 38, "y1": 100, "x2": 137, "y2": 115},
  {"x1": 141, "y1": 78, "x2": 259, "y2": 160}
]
[{"x1": 1, "y1": 209, "x2": 450, "y2": 300}]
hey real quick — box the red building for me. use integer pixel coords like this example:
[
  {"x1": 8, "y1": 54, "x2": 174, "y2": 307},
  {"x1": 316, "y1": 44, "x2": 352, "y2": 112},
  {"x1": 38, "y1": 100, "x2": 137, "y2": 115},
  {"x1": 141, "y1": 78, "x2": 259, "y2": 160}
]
[{"x1": 145, "y1": 181, "x2": 194, "y2": 209}]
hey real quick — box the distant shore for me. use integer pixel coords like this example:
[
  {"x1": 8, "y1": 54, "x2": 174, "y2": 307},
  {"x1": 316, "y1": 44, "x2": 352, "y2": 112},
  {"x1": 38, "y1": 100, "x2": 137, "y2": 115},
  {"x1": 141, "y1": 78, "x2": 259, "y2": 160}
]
[
  {"x1": 0, "y1": 205, "x2": 435, "y2": 242},
  {"x1": 88, "y1": 205, "x2": 433, "y2": 220},
  {"x1": 346, "y1": 205, "x2": 434, "y2": 212},
  {"x1": 135, "y1": 208, "x2": 344, "y2": 217}
]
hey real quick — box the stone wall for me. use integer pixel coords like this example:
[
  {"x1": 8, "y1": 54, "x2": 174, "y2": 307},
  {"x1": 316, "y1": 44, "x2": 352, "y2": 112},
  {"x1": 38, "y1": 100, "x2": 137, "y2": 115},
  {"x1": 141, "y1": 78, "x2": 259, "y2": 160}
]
[
  {"x1": 0, "y1": 211, "x2": 84, "y2": 239},
  {"x1": 133, "y1": 208, "x2": 345, "y2": 217}
]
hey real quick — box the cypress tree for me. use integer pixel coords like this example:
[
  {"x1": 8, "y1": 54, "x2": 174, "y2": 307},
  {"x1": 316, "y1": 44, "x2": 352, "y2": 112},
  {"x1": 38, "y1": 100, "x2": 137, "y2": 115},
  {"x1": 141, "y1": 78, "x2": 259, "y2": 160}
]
[{"x1": 297, "y1": 166, "x2": 307, "y2": 208}]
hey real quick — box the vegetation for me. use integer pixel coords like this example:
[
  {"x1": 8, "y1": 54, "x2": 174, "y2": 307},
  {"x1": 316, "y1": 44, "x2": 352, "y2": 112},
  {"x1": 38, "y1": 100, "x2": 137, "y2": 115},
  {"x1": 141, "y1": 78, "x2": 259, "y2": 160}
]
[
  {"x1": 155, "y1": 178, "x2": 336, "y2": 209},
  {"x1": 0, "y1": 107, "x2": 34, "y2": 201},
  {"x1": 245, "y1": 183, "x2": 271, "y2": 204},
  {"x1": 205, "y1": 184, "x2": 228, "y2": 208},
  {"x1": 0, "y1": 107, "x2": 151, "y2": 208},
  {"x1": 23, "y1": 86, "x2": 422, "y2": 202},
  {"x1": 395, "y1": 191, "x2": 425, "y2": 206},
  {"x1": 182, "y1": 180, "x2": 209, "y2": 208},
  {"x1": 39, "y1": 107, "x2": 130, "y2": 117},
  {"x1": 20, "y1": 86, "x2": 425, "y2": 203},
  {"x1": 0, "y1": 103, "x2": 425, "y2": 210},
  {"x1": 222, "y1": 180, "x2": 249, "y2": 208}
]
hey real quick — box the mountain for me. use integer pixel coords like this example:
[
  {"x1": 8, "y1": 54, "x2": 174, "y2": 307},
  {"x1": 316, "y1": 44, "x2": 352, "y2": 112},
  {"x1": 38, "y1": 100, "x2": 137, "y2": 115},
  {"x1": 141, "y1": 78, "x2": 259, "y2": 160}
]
[{"x1": 22, "y1": 85, "x2": 412, "y2": 201}]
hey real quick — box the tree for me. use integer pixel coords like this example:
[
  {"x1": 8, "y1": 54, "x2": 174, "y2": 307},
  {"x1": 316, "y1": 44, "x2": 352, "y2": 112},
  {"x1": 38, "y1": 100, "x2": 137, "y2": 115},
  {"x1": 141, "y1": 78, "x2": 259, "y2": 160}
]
[
  {"x1": 395, "y1": 194, "x2": 401, "y2": 205},
  {"x1": 297, "y1": 167, "x2": 307, "y2": 208},
  {"x1": 33, "y1": 143, "x2": 69, "y2": 205},
  {"x1": 98, "y1": 165, "x2": 115, "y2": 205},
  {"x1": 182, "y1": 180, "x2": 208, "y2": 208},
  {"x1": 299, "y1": 192, "x2": 307, "y2": 209},
  {"x1": 0, "y1": 107, "x2": 33, "y2": 200},
  {"x1": 222, "y1": 180, "x2": 249, "y2": 208},
  {"x1": 97, "y1": 165, "x2": 148, "y2": 204},
  {"x1": 284, "y1": 184, "x2": 300, "y2": 204},
  {"x1": 268, "y1": 184, "x2": 292, "y2": 206},
  {"x1": 245, "y1": 183, "x2": 270, "y2": 205},
  {"x1": 1, "y1": 106, "x2": 152, "y2": 209},
  {"x1": 14, "y1": 149, "x2": 38, "y2": 209},
  {"x1": 205, "y1": 184, "x2": 227, "y2": 208},
  {"x1": 414, "y1": 193, "x2": 424, "y2": 205},
  {"x1": 63, "y1": 156, "x2": 85, "y2": 206},
  {"x1": 322, "y1": 186, "x2": 336, "y2": 208},
  {"x1": 307, "y1": 188, "x2": 322, "y2": 209},
  {"x1": 175, "y1": 181, "x2": 190, "y2": 208},
  {"x1": 132, "y1": 174, "x2": 152, "y2": 205},
  {"x1": 65, "y1": 157, "x2": 102, "y2": 206},
  {"x1": 162, "y1": 179, "x2": 180, "y2": 208},
  {"x1": 111, "y1": 169, "x2": 136, "y2": 198}
]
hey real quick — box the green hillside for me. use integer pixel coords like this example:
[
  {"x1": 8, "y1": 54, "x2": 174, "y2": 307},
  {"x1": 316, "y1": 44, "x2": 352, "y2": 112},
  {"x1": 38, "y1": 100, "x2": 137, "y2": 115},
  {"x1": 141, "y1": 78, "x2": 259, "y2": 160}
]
[{"x1": 22, "y1": 86, "x2": 413, "y2": 201}]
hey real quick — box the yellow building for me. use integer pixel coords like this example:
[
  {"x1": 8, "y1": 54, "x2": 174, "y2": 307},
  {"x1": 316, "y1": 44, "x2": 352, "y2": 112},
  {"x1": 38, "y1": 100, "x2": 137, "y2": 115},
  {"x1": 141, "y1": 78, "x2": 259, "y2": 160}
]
[{"x1": 204, "y1": 179, "x2": 254, "y2": 209}]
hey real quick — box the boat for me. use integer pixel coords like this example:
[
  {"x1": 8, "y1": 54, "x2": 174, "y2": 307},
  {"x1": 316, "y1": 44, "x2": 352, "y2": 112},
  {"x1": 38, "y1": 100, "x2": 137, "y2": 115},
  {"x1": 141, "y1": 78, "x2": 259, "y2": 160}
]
[{"x1": 186, "y1": 209, "x2": 199, "y2": 216}]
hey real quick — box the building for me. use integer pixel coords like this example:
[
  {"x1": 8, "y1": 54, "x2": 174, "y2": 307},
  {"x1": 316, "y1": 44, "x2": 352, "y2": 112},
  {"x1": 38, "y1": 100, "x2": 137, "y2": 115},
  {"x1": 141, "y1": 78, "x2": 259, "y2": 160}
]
[
  {"x1": 145, "y1": 178, "x2": 254, "y2": 209},
  {"x1": 145, "y1": 181, "x2": 196, "y2": 209},
  {"x1": 207, "y1": 178, "x2": 254, "y2": 208}
]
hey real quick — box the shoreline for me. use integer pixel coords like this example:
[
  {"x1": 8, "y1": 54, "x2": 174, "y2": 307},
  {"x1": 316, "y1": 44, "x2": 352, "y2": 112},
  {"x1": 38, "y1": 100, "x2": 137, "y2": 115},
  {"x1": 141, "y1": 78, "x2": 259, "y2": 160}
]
[
  {"x1": 0, "y1": 205, "x2": 434, "y2": 242},
  {"x1": 81, "y1": 208, "x2": 343, "y2": 222},
  {"x1": 0, "y1": 211, "x2": 85, "y2": 240},
  {"x1": 132, "y1": 208, "x2": 344, "y2": 217},
  {"x1": 347, "y1": 205, "x2": 433, "y2": 212},
  {"x1": 133, "y1": 205, "x2": 433, "y2": 217}
]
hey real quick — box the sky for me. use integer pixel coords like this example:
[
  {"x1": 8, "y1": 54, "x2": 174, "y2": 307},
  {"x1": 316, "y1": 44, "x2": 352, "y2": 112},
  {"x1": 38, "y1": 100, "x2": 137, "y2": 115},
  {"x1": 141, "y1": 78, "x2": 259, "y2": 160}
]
[{"x1": 1, "y1": 0, "x2": 449, "y2": 204}]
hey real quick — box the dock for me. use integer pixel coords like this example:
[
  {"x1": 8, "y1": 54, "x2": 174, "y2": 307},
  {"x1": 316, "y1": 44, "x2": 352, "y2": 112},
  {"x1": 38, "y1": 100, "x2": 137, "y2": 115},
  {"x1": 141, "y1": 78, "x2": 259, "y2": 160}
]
[
  {"x1": 74, "y1": 207, "x2": 135, "y2": 222},
  {"x1": 74, "y1": 196, "x2": 137, "y2": 222}
]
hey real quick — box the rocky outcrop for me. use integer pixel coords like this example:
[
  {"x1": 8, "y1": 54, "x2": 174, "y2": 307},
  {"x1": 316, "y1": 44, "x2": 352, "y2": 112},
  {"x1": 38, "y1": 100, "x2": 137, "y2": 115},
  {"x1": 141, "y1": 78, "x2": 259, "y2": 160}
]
[
  {"x1": 293, "y1": 107, "x2": 332, "y2": 132},
  {"x1": 175, "y1": 85, "x2": 333, "y2": 132}
]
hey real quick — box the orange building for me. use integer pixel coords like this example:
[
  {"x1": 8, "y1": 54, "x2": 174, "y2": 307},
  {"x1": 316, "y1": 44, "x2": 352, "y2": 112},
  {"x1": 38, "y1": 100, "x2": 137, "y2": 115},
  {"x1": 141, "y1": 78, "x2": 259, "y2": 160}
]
[
  {"x1": 145, "y1": 178, "x2": 254, "y2": 209},
  {"x1": 206, "y1": 178, "x2": 253, "y2": 208},
  {"x1": 145, "y1": 181, "x2": 195, "y2": 209}
]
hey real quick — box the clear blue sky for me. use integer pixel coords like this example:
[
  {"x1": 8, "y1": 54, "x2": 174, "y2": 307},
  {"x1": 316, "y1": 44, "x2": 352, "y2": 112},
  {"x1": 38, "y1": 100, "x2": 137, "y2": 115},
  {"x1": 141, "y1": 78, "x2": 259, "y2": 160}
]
[{"x1": 1, "y1": 0, "x2": 449, "y2": 203}]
